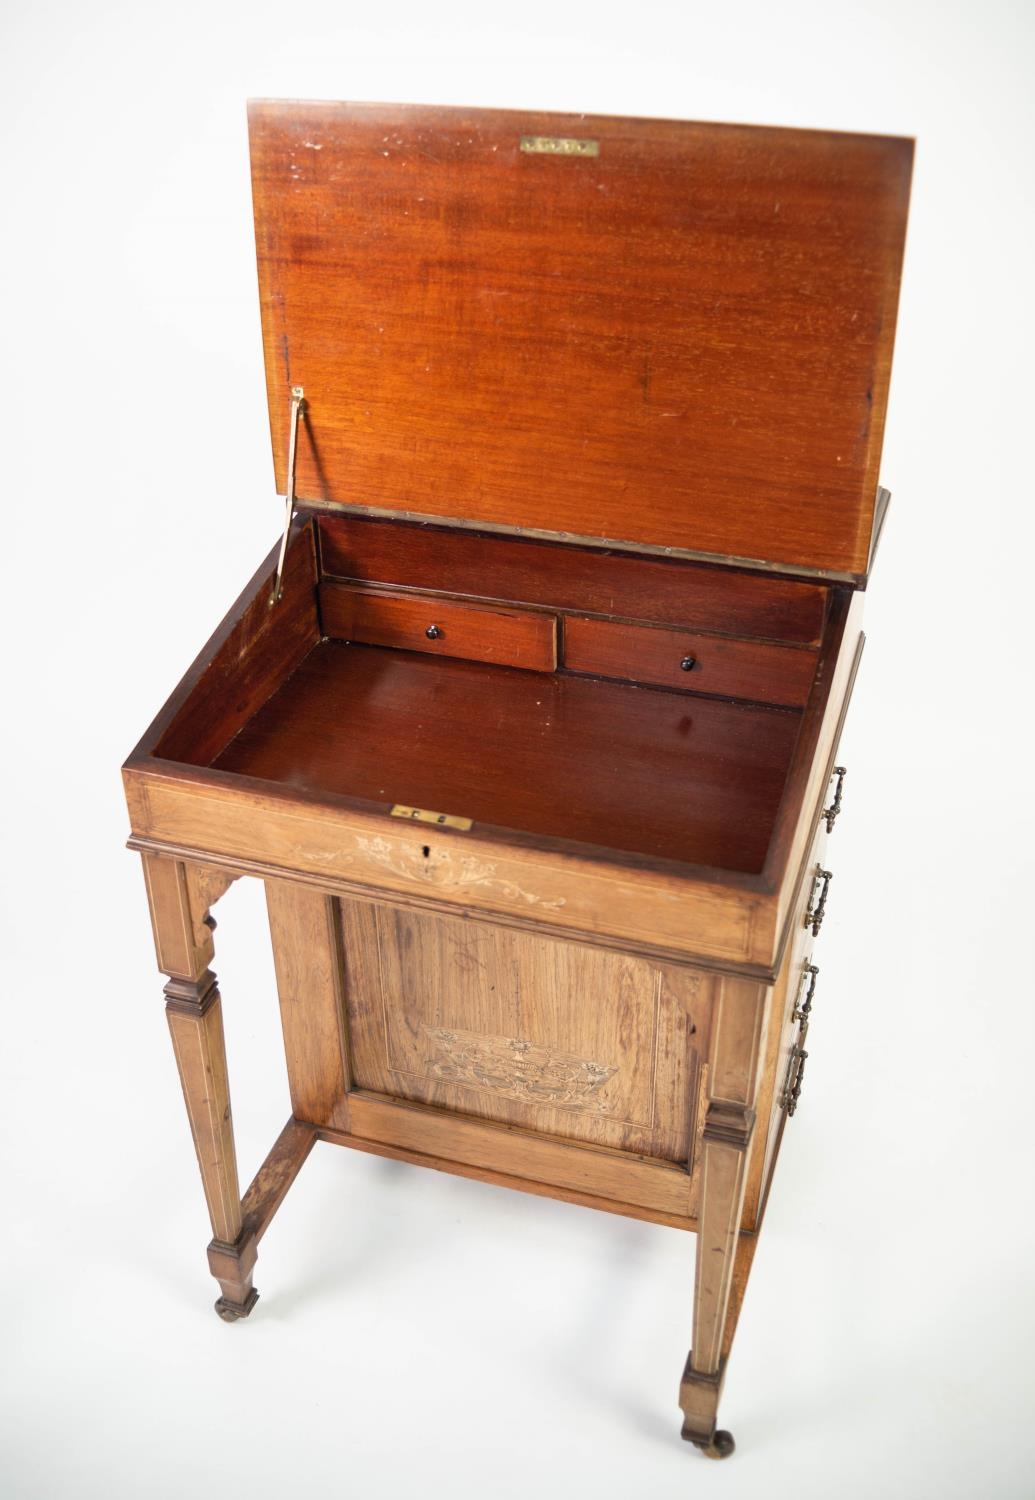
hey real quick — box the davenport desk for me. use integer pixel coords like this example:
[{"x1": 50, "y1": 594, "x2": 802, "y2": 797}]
[{"x1": 123, "y1": 101, "x2": 912, "y2": 1458}]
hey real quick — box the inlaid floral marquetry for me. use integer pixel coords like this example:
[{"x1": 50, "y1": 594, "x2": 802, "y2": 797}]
[
  {"x1": 338, "y1": 898, "x2": 706, "y2": 1162},
  {"x1": 423, "y1": 1025, "x2": 618, "y2": 1113}
]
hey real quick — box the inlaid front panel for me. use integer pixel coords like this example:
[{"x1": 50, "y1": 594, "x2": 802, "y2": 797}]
[{"x1": 339, "y1": 898, "x2": 711, "y2": 1164}]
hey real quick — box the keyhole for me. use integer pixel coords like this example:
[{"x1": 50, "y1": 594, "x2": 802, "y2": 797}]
[{"x1": 421, "y1": 845, "x2": 430, "y2": 859}]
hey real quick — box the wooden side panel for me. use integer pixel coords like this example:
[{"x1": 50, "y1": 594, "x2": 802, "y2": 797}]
[
  {"x1": 338, "y1": 899, "x2": 710, "y2": 1166},
  {"x1": 152, "y1": 523, "x2": 320, "y2": 766},
  {"x1": 764, "y1": 588, "x2": 861, "y2": 902},
  {"x1": 265, "y1": 880, "x2": 351, "y2": 1132},
  {"x1": 742, "y1": 821, "x2": 827, "y2": 1229}
]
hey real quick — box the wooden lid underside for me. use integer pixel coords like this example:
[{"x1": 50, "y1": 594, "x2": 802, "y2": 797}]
[{"x1": 249, "y1": 101, "x2": 912, "y2": 581}]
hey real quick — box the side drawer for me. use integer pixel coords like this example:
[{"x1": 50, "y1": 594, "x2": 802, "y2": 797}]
[
  {"x1": 562, "y1": 615, "x2": 817, "y2": 706},
  {"x1": 320, "y1": 583, "x2": 558, "y2": 672},
  {"x1": 743, "y1": 817, "x2": 829, "y2": 1227}
]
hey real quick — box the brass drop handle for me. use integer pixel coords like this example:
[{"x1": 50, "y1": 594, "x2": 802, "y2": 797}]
[
  {"x1": 804, "y1": 869, "x2": 833, "y2": 937},
  {"x1": 793, "y1": 963, "x2": 819, "y2": 1023},
  {"x1": 780, "y1": 1043, "x2": 809, "y2": 1118},
  {"x1": 823, "y1": 765, "x2": 847, "y2": 833},
  {"x1": 425, "y1": 624, "x2": 443, "y2": 640}
]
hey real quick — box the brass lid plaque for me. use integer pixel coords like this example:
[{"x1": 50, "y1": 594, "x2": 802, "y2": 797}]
[{"x1": 519, "y1": 134, "x2": 599, "y2": 157}]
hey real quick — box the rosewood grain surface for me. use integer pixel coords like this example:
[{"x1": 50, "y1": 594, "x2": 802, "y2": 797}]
[
  {"x1": 251, "y1": 101, "x2": 912, "y2": 577},
  {"x1": 211, "y1": 640, "x2": 802, "y2": 870},
  {"x1": 317, "y1": 515, "x2": 830, "y2": 645}
]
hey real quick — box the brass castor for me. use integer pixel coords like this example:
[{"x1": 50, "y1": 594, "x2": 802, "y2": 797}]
[
  {"x1": 214, "y1": 1288, "x2": 259, "y2": 1322},
  {"x1": 694, "y1": 1430, "x2": 736, "y2": 1460}
]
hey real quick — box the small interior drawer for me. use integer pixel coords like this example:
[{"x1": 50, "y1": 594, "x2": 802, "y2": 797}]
[
  {"x1": 562, "y1": 616, "x2": 817, "y2": 706},
  {"x1": 320, "y1": 583, "x2": 558, "y2": 672}
]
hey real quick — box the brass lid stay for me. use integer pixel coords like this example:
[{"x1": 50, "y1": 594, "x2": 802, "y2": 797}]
[{"x1": 269, "y1": 384, "x2": 306, "y2": 607}]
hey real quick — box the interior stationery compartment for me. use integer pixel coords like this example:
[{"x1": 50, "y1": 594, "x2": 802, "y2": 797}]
[{"x1": 144, "y1": 514, "x2": 845, "y2": 882}]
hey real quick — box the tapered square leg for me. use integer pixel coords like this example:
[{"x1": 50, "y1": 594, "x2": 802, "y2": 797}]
[
  {"x1": 679, "y1": 976, "x2": 768, "y2": 1458},
  {"x1": 141, "y1": 854, "x2": 258, "y2": 1319}
]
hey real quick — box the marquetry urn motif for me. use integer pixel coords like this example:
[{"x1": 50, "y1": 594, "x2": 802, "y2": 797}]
[
  {"x1": 423, "y1": 1026, "x2": 619, "y2": 1113},
  {"x1": 337, "y1": 897, "x2": 707, "y2": 1164}
]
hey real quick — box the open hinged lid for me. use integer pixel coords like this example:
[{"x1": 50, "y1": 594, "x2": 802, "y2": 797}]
[{"x1": 249, "y1": 100, "x2": 912, "y2": 583}]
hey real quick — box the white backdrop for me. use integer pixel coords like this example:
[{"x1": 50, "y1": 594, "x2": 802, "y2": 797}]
[{"x1": 1, "y1": 3, "x2": 1033, "y2": 1497}]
